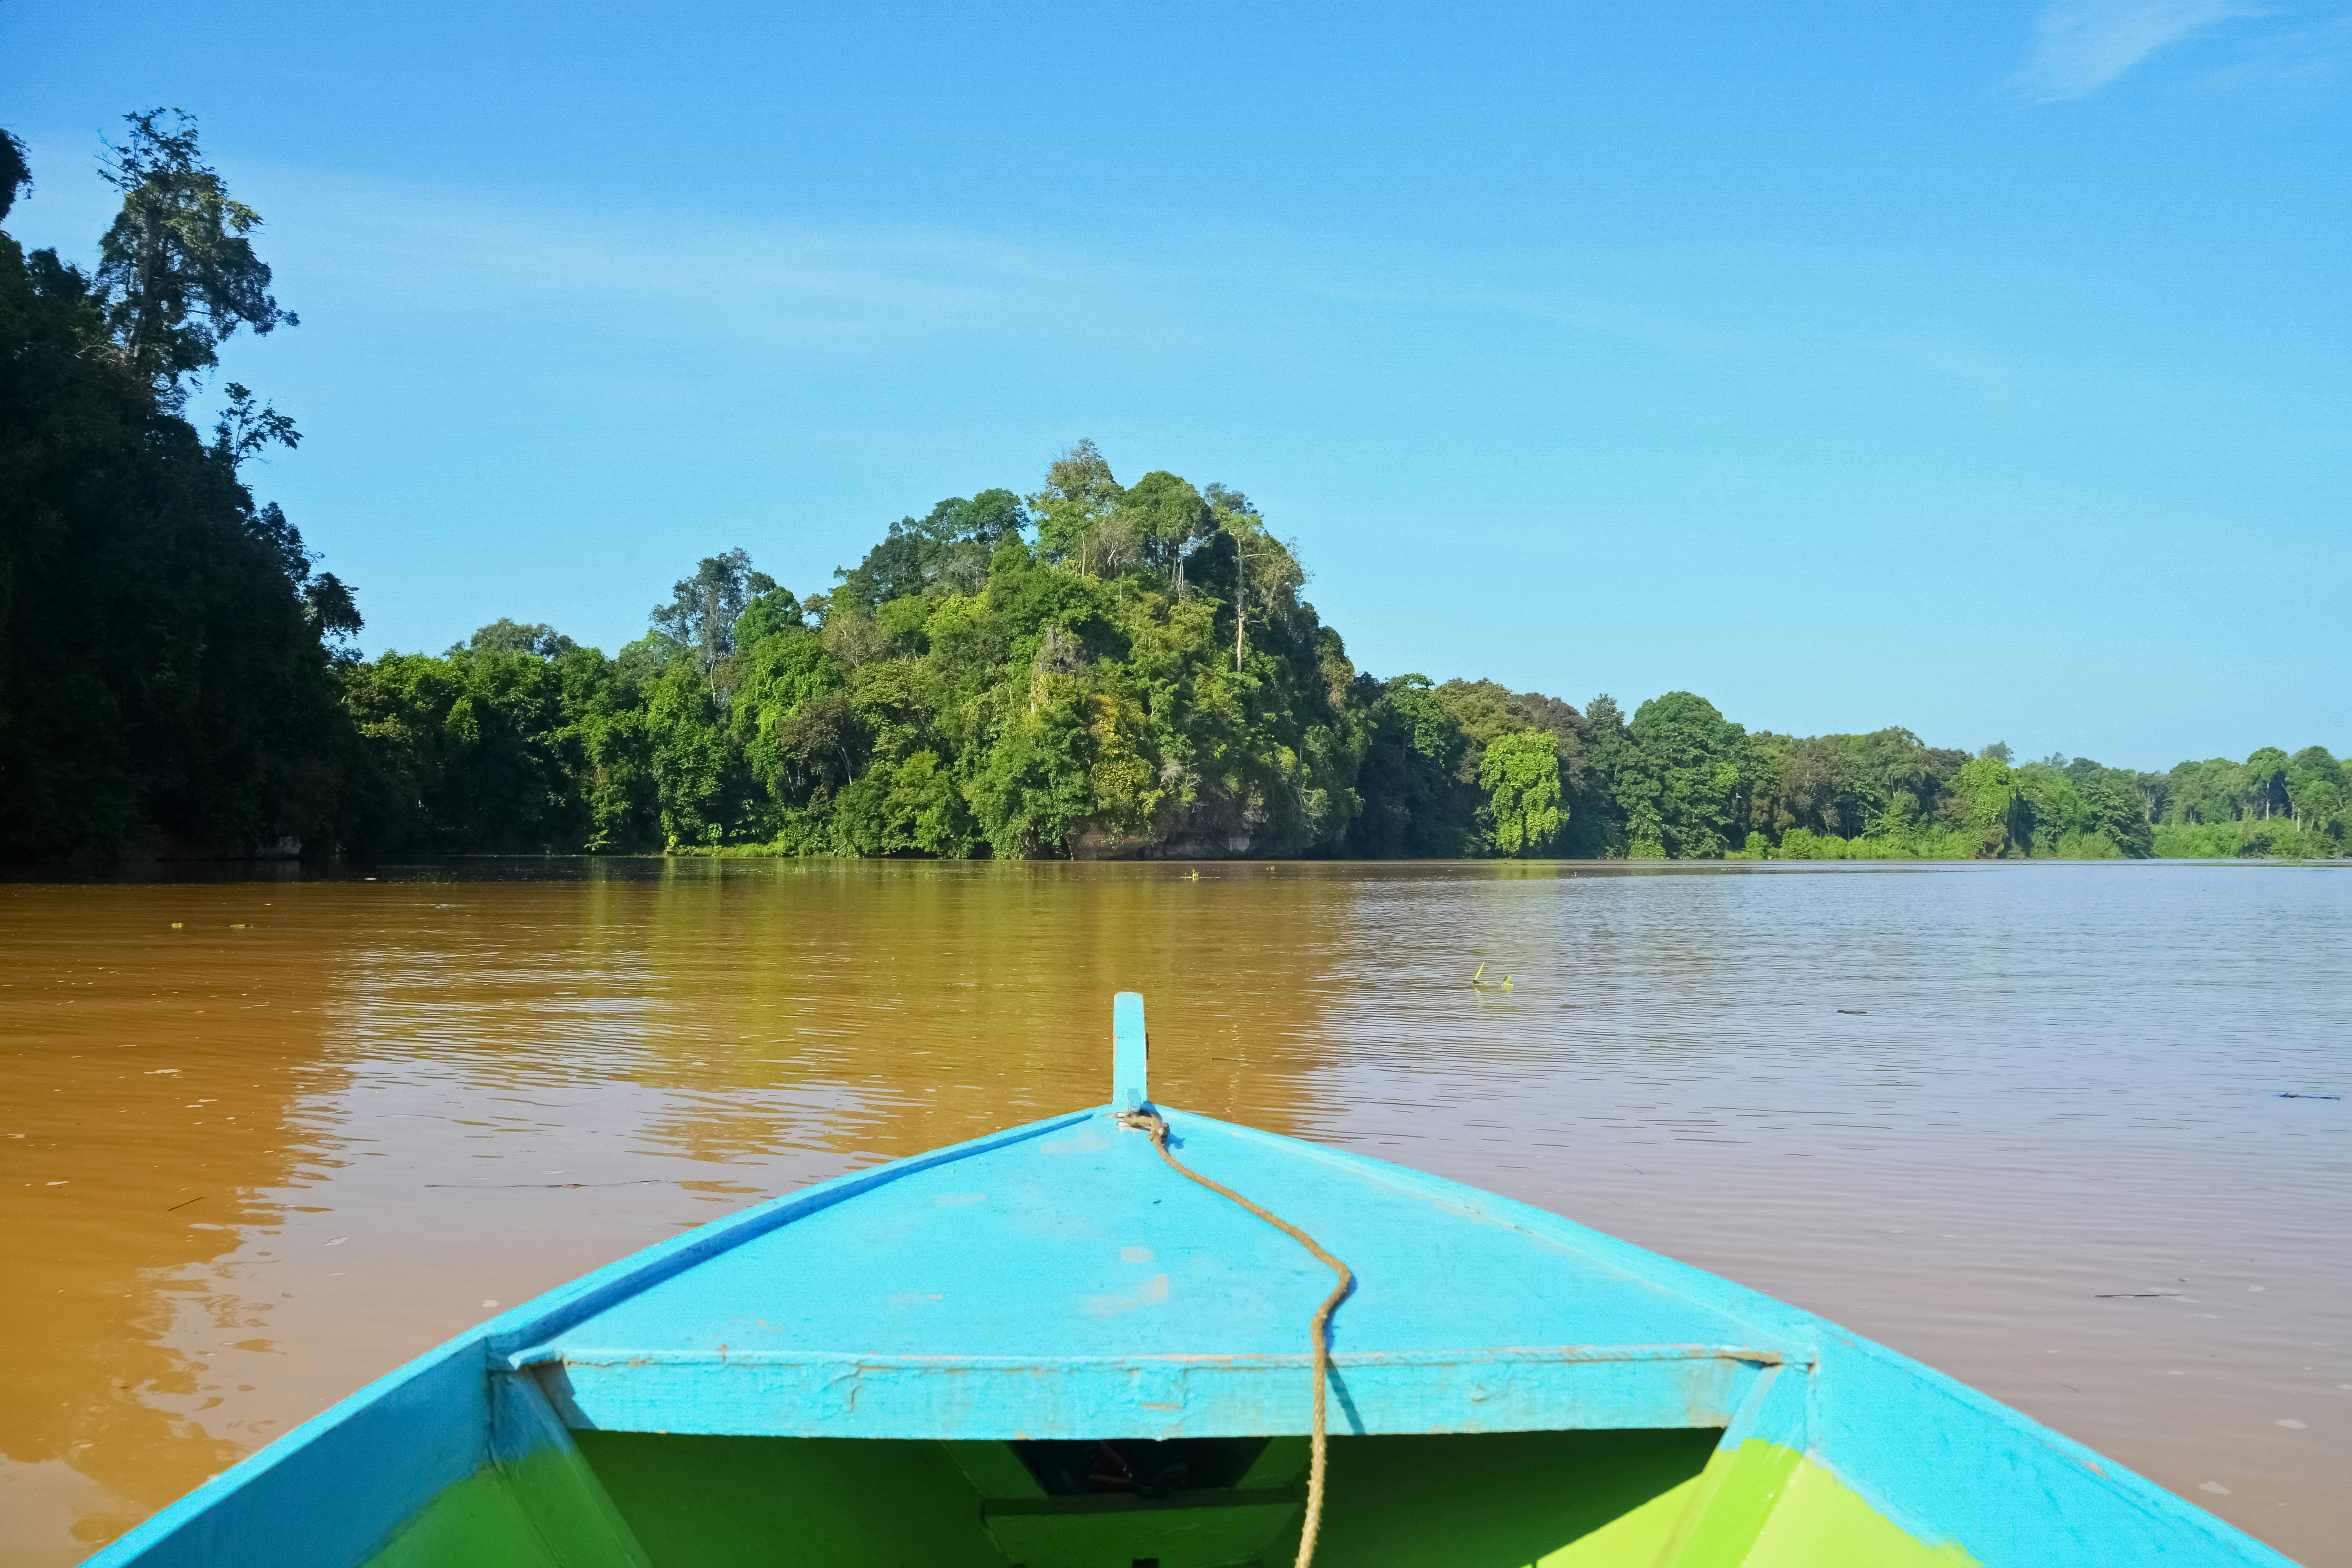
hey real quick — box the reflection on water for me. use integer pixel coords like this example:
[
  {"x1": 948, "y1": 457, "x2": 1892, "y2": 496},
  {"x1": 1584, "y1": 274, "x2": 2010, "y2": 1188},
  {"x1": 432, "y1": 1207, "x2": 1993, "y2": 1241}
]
[{"x1": 2, "y1": 860, "x2": 2346, "y2": 1564}]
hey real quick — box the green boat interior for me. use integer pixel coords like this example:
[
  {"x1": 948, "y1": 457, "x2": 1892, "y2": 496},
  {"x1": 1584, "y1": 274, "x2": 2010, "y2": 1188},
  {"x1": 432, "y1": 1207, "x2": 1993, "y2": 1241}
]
[{"x1": 364, "y1": 1426, "x2": 1730, "y2": 1568}]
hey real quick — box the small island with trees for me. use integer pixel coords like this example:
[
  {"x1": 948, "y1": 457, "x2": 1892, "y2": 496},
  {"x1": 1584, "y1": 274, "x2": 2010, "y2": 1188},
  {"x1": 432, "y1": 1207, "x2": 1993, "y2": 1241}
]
[{"x1": 4, "y1": 115, "x2": 2343, "y2": 864}]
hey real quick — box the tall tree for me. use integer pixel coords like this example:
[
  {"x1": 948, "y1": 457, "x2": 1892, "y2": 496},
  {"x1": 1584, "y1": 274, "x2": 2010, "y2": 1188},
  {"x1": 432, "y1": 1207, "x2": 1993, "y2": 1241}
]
[
  {"x1": 650, "y1": 548, "x2": 772, "y2": 702},
  {"x1": 94, "y1": 110, "x2": 297, "y2": 394},
  {"x1": 1030, "y1": 439, "x2": 1125, "y2": 573},
  {"x1": 1209, "y1": 488, "x2": 1307, "y2": 670},
  {"x1": 1620, "y1": 691, "x2": 1747, "y2": 859},
  {"x1": 1114, "y1": 471, "x2": 1211, "y2": 590},
  {"x1": 834, "y1": 489, "x2": 1028, "y2": 612}
]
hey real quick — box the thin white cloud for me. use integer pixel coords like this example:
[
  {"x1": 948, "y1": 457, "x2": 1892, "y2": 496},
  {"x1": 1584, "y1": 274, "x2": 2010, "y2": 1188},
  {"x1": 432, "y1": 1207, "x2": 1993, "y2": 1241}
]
[
  {"x1": 2009, "y1": 0, "x2": 2248, "y2": 101},
  {"x1": 248, "y1": 166, "x2": 1777, "y2": 373},
  {"x1": 250, "y1": 164, "x2": 1117, "y2": 351},
  {"x1": 1463, "y1": 290, "x2": 1753, "y2": 359},
  {"x1": 2197, "y1": 6, "x2": 2352, "y2": 89},
  {"x1": 1877, "y1": 332, "x2": 2013, "y2": 385}
]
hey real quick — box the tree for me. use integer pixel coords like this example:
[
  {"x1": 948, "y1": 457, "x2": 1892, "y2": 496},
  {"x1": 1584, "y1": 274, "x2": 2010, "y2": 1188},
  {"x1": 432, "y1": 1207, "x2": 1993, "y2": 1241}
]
[
  {"x1": 1, "y1": 117, "x2": 363, "y2": 859},
  {"x1": 1480, "y1": 730, "x2": 1565, "y2": 855},
  {"x1": 2012, "y1": 762, "x2": 2089, "y2": 856},
  {"x1": 33, "y1": 120, "x2": 2348, "y2": 868},
  {"x1": 1216, "y1": 495, "x2": 1307, "y2": 671},
  {"x1": 650, "y1": 548, "x2": 772, "y2": 702},
  {"x1": 459, "y1": 619, "x2": 577, "y2": 658},
  {"x1": 955, "y1": 489, "x2": 1027, "y2": 547},
  {"x1": 2058, "y1": 756, "x2": 2155, "y2": 857},
  {"x1": 1030, "y1": 439, "x2": 1125, "y2": 573},
  {"x1": 2241, "y1": 747, "x2": 2290, "y2": 820},
  {"x1": 1, "y1": 129, "x2": 31, "y2": 222},
  {"x1": 834, "y1": 490, "x2": 1029, "y2": 612},
  {"x1": 1548, "y1": 697, "x2": 1627, "y2": 857},
  {"x1": 2285, "y1": 747, "x2": 2343, "y2": 829},
  {"x1": 1345, "y1": 676, "x2": 1467, "y2": 856},
  {"x1": 1115, "y1": 471, "x2": 1212, "y2": 590},
  {"x1": 733, "y1": 587, "x2": 805, "y2": 649},
  {"x1": 1949, "y1": 755, "x2": 2025, "y2": 857},
  {"x1": 95, "y1": 110, "x2": 297, "y2": 393},
  {"x1": 1620, "y1": 692, "x2": 1747, "y2": 858},
  {"x1": 1773, "y1": 733, "x2": 1861, "y2": 836}
]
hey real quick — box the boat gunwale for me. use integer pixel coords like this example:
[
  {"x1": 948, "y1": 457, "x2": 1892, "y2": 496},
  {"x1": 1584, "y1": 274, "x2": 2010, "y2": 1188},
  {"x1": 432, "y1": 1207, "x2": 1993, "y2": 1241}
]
[{"x1": 513, "y1": 1344, "x2": 1798, "y2": 1372}]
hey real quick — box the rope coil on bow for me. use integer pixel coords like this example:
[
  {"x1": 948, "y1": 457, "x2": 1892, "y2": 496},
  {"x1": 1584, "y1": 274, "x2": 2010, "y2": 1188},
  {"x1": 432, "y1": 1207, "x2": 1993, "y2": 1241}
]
[{"x1": 1115, "y1": 1107, "x2": 1353, "y2": 1568}]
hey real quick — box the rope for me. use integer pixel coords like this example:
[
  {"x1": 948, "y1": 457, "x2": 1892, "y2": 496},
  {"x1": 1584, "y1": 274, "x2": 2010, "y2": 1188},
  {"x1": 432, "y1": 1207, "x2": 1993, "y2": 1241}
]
[{"x1": 1115, "y1": 1108, "x2": 1353, "y2": 1568}]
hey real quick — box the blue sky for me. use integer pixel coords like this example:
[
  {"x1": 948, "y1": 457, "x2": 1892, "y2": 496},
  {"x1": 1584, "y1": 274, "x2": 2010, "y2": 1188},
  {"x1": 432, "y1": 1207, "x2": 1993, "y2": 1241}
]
[{"x1": 4, "y1": 1, "x2": 2345, "y2": 769}]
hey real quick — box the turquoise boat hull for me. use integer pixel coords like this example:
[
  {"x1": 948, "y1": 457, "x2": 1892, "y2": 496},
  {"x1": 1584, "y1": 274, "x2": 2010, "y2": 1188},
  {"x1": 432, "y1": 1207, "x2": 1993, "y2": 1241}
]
[{"x1": 88, "y1": 995, "x2": 2295, "y2": 1566}]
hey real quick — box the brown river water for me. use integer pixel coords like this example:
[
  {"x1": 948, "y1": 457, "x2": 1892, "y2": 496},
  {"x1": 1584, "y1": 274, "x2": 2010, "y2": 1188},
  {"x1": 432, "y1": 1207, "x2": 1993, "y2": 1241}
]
[{"x1": 2, "y1": 859, "x2": 2348, "y2": 1565}]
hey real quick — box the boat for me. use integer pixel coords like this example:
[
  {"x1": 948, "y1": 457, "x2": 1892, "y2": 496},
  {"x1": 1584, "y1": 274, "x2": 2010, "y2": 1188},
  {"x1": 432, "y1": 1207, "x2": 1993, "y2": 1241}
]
[{"x1": 91, "y1": 993, "x2": 2294, "y2": 1567}]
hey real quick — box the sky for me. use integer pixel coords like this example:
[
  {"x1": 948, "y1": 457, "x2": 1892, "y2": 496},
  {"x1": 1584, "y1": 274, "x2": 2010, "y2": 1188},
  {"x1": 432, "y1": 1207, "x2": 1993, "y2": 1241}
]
[{"x1": 4, "y1": 0, "x2": 2345, "y2": 769}]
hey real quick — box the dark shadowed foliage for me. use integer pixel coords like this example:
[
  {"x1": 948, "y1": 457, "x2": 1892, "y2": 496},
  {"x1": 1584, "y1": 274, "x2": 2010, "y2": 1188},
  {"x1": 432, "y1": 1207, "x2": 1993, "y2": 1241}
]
[{"x1": 1, "y1": 117, "x2": 366, "y2": 860}]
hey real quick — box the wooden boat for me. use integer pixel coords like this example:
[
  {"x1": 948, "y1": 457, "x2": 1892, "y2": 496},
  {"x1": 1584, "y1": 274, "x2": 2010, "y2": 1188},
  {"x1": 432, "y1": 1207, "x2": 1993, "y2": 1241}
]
[{"x1": 93, "y1": 994, "x2": 2294, "y2": 1567}]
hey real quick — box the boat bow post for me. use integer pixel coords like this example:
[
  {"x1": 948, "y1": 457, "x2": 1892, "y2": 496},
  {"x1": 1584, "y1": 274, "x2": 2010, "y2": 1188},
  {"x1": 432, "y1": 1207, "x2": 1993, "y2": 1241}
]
[
  {"x1": 1113, "y1": 988, "x2": 1151, "y2": 1112},
  {"x1": 1109, "y1": 992, "x2": 1356, "y2": 1568}
]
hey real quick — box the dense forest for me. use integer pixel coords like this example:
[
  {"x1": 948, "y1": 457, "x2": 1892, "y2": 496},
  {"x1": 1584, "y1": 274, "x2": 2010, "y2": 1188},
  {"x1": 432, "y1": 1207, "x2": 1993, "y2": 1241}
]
[
  {"x1": 1, "y1": 114, "x2": 361, "y2": 860},
  {"x1": 4, "y1": 117, "x2": 2345, "y2": 864}
]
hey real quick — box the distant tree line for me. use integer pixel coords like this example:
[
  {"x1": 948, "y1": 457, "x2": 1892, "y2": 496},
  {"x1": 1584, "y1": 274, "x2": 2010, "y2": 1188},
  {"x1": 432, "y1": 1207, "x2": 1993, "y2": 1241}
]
[
  {"x1": 332, "y1": 554, "x2": 2352, "y2": 860},
  {"x1": 4, "y1": 117, "x2": 2343, "y2": 863}
]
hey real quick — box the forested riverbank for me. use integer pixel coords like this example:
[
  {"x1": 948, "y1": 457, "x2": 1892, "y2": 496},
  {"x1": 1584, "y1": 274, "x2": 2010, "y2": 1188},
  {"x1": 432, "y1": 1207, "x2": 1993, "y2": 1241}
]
[
  {"x1": 4, "y1": 117, "x2": 2345, "y2": 864},
  {"x1": 332, "y1": 554, "x2": 2346, "y2": 863}
]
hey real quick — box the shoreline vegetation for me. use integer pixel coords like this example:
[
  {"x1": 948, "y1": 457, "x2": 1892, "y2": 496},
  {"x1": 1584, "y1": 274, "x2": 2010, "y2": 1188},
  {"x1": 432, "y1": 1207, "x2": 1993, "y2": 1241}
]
[{"x1": 4, "y1": 116, "x2": 2344, "y2": 866}]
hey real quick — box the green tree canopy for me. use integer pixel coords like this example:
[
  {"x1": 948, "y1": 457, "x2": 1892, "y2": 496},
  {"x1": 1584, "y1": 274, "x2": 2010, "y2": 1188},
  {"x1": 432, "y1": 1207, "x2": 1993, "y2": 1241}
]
[
  {"x1": 95, "y1": 110, "x2": 297, "y2": 392},
  {"x1": 1480, "y1": 730, "x2": 1565, "y2": 855},
  {"x1": 834, "y1": 489, "x2": 1029, "y2": 614},
  {"x1": 650, "y1": 548, "x2": 773, "y2": 701},
  {"x1": 1030, "y1": 439, "x2": 1125, "y2": 571},
  {"x1": 457, "y1": 619, "x2": 578, "y2": 659},
  {"x1": 1620, "y1": 692, "x2": 1747, "y2": 859},
  {"x1": 1115, "y1": 470, "x2": 1212, "y2": 589}
]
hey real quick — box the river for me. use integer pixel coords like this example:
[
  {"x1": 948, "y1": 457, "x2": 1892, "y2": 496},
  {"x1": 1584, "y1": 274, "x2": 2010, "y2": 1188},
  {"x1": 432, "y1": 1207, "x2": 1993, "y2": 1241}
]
[{"x1": 2, "y1": 859, "x2": 2346, "y2": 1564}]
